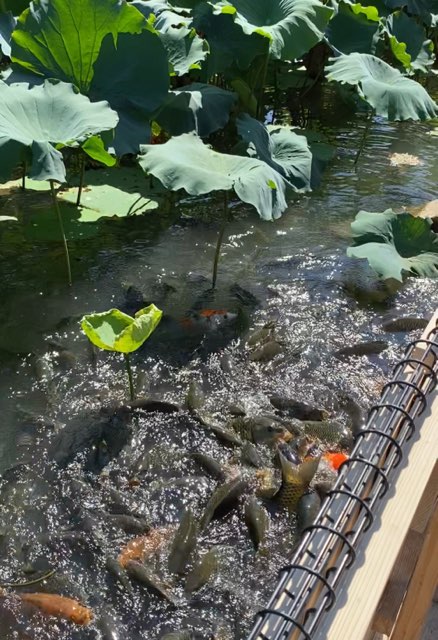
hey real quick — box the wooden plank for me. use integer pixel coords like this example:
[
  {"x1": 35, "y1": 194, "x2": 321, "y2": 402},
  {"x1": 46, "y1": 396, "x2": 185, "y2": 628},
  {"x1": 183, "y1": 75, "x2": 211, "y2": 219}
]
[
  {"x1": 315, "y1": 310, "x2": 438, "y2": 640},
  {"x1": 390, "y1": 501, "x2": 438, "y2": 640}
]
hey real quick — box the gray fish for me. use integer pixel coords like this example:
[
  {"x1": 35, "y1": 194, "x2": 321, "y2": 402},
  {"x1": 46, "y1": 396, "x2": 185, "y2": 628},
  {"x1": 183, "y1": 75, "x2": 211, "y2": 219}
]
[
  {"x1": 192, "y1": 453, "x2": 226, "y2": 481},
  {"x1": 247, "y1": 322, "x2": 275, "y2": 346},
  {"x1": 229, "y1": 416, "x2": 292, "y2": 446},
  {"x1": 228, "y1": 403, "x2": 246, "y2": 416},
  {"x1": 382, "y1": 317, "x2": 428, "y2": 333},
  {"x1": 339, "y1": 394, "x2": 364, "y2": 436},
  {"x1": 105, "y1": 557, "x2": 132, "y2": 593},
  {"x1": 200, "y1": 477, "x2": 248, "y2": 530},
  {"x1": 185, "y1": 548, "x2": 218, "y2": 593},
  {"x1": 186, "y1": 381, "x2": 205, "y2": 412},
  {"x1": 250, "y1": 340, "x2": 283, "y2": 362},
  {"x1": 297, "y1": 491, "x2": 321, "y2": 533},
  {"x1": 168, "y1": 510, "x2": 198, "y2": 575},
  {"x1": 96, "y1": 611, "x2": 121, "y2": 640},
  {"x1": 240, "y1": 442, "x2": 264, "y2": 469},
  {"x1": 269, "y1": 396, "x2": 329, "y2": 421},
  {"x1": 125, "y1": 560, "x2": 175, "y2": 603},
  {"x1": 106, "y1": 514, "x2": 150, "y2": 535},
  {"x1": 244, "y1": 496, "x2": 270, "y2": 550},
  {"x1": 334, "y1": 340, "x2": 388, "y2": 358},
  {"x1": 124, "y1": 398, "x2": 180, "y2": 414},
  {"x1": 194, "y1": 412, "x2": 243, "y2": 446},
  {"x1": 161, "y1": 632, "x2": 193, "y2": 640}
]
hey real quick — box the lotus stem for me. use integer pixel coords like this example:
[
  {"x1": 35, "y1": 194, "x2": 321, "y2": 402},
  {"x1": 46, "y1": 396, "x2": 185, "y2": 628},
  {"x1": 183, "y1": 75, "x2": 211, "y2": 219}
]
[
  {"x1": 212, "y1": 191, "x2": 229, "y2": 289},
  {"x1": 76, "y1": 153, "x2": 85, "y2": 207},
  {"x1": 50, "y1": 180, "x2": 72, "y2": 286},
  {"x1": 21, "y1": 162, "x2": 26, "y2": 190},
  {"x1": 124, "y1": 353, "x2": 135, "y2": 401},
  {"x1": 0, "y1": 569, "x2": 56, "y2": 589},
  {"x1": 257, "y1": 51, "x2": 270, "y2": 121},
  {"x1": 354, "y1": 110, "x2": 373, "y2": 169}
]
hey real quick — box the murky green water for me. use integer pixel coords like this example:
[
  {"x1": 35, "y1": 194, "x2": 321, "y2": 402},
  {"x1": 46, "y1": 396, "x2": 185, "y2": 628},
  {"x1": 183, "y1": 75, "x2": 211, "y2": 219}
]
[{"x1": 0, "y1": 105, "x2": 437, "y2": 639}]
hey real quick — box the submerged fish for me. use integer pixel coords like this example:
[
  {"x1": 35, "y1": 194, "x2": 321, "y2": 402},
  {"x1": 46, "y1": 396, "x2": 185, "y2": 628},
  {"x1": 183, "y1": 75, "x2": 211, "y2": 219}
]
[
  {"x1": 382, "y1": 317, "x2": 428, "y2": 333},
  {"x1": 181, "y1": 309, "x2": 238, "y2": 331},
  {"x1": 297, "y1": 491, "x2": 321, "y2": 533},
  {"x1": 168, "y1": 510, "x2": 198, "y2": 575},
  {"x1": 105, "y1": 557, "x2": 132, "y2": 593},
  {"x1": 249, "y1": 340, "x2": 283, "y2": 362},
  {"x1": 229, "y1": 416, "x2": 292, "y2": 446},
  {"x1": 186, "y1": 381, "x2": 206, "y2": 412},
  {"x1": 192, "y1": 452, "x2": 226, "y2": 481},
  {"x1": 124, "y1": 561, "x2": 175, "y2": 603},
  {"x1": 276, "y1": 453, "x2": 320, "y2": 512},
  {"x1": 107, "y1": 514, "x2": 150, "y2": 535},
  {"x1": 161, "y1": 632, "x2": 193, "y2": 640},
  {"x1": 185, "y1": 548, "x2": 218, "y2": 593},
  {"x1": 334, "y1": 340, "x2": 388, "y2": 358},
  {"x1": 244, "y1": 496, "x2": 270, "y2": 550},
  {"x1": 19, "y1": 592, "x2": 93, "y2": 625},
  {"x1": 269, "y1": 396, "x2": 329, "y2": 421},
  {"x1": 240, "y1": 442, "x2": 265, "y2": 469},
  {"x1": 200, "y1": 477, "x2": 248, "y2": 529},
  {"x1": 247, "y1": 322, "x2": 275, "y2": 346}
]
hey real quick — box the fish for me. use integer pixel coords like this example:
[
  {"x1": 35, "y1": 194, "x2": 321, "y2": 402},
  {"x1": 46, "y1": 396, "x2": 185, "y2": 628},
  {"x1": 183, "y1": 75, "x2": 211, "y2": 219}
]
[
  {"x1": 230, "y1": 283, "x2": 260, "y2": 307},
  {"x1": 185, "y1": 548, "x2": 218, "y2": 593},
  {"x1": 107, "y1": 514, "x2": 150, "y2": 535},
  {"x1": 334, "y1": 340, "x2": 388, "y2": 358},
  {"x1": 186, "y1": 381, "x2": 205, "y2": 412},
  {"x1": 228, "y1": 403, "x2": 246, "y2": 416},
  {"x1": 244, "y1": 496, "x2": 270, "y2": 550},
  {"x1": 168, "y1": 510, "x2": 198, "y2": 575},
  {"x1": 161, "y1": 632, "x2": 193, "y2": 640},
  {"x1": 96, "y1": 611, "x2": 122, "y2": 640},
  {"x1": 200, "y1": 477, "x2": 248, "y2": 530},
  {"x1": 296, "y1": 419, "x2": 353, "y2": 447},
  {"x1": 181, "y1": 309, "x2": 238, "y2": 332},
  {"x1": 240, "y1": 442, "x2": 265, "y2": 469},
  {"x1": 269, "y1": 396, "x2": 329, "y2": 421},
  {"x1": 254, "y1": 467, "x2": 282, "y2": 499},
  {"x1": 249, "y1": 340, "x2": 283, "y2": 362},
  {"x1": 124, "y1": 560, "x2": 175, "y2": 604},
  {"x1": 297, "y1": 491, "x2": 321, "y2": 533},
  {"x1": 323, "y1": 452, "x2": 349, "y2": 471},
  {"x1": 382, "y1": 317, "x2": 428, "y2": 333},
  {"x1": 338, "y1": 394, "x2": 365, "y2": 436},
  {"x1": 19, "y1": 592, "x2": 93, "y2": 625},
  {"x1": 105, "y1": 557, "x2": 133, "y2": 593},
  {"x1": 276, "y1": 453, "x2": 320, "y2": 512},
  {"x1": 118, "y1": 527, "x2": 173, "y2": 568},
  {"x1": 194, "y1": 412, "x2": 243, "y2": 446},
  {"x1": 247, "y1": 322, "x2": 275, "y2": 346},
  {"x1": 229, "y1": 416, "x2": 292, "y2": 446},
  {"x1": 124, "y1": 398, "x2": 180, "y2": 414},
  {"x1": 192, "y1": 453, "x2": 226, "y2": 481}
]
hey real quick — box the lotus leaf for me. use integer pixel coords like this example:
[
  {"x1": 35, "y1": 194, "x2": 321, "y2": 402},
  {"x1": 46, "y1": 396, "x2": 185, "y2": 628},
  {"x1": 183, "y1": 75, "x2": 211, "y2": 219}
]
[
  {"x1": 81, "y1": 136, "x2": 116, "y2": 167},
  {"x1": 154, "y1": 83, "x2": 236, "y2": 137},
  {"x1": 0, "y1": 10, "x2": 15, "y2": 57},
  {"x1": 11, "y1": 0, "x2": 145, "y2": 91},
  {"x1": 210, "y1": 0, "x2": 333, "y2": 61},
  {"x1": 138, "y1": 132, "x2": 288, "y2": 220},
  {"x1": 0, "y1": 80, "x2": 118, "y2": 183},
  {"x1": 326, "y1": 2, "x2": 382, "y2": 55},
  {"x1": 326, "y1": 53, "x2": 437, "y2": 120},
  {"x1": 81, "y1": 305, "x2": 163, "y2": 353},
  {"x1": 385, "y1": 1, "x2": 438, "y2": 25},
  {"x1": 386, "y1": 11, "x2": 434, "y2": 72},
  {"x1": 236, "y1": 114, "x2": 313, "y2": 192},
  {"x1": 347, "y1": 209, "x2": 438, "y2": 281}
]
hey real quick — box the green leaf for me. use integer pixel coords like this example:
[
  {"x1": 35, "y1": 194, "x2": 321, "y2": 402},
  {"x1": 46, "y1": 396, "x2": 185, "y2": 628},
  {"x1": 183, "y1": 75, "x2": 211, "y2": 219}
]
[
  {"x1": 81, "y1": 136, "x2": 116, "y2": 167},
  {"x1": 385, "y1": 1, "x2": 438, "y2": 26},
  {"x1": 138, "y1": 132, "x2": 288, "y2": 220},
  {"x1": 81, "y1": 305, "x2": 163, "y2": 353},
  {"x1": 0, "y1": 10, "x2": 15, "y2": 57},
  {"x1": 11, "y1": 0, "x2": 146, "y2": 92},
  {"x1": 236, "y1": 113, "x2": 313, "y2": 192},
  {"x1": 210, "y1": 0, "x2": 333, "y2": 60},
  {"x1": 326, "y1": 53, "x2": 437, "y2": 120},
  {"x1": 326, "y1": 2, "x2": 382, "y2": 54},
  {"x1": 347, "y1": 209, "x2": 438, "y2": 281},
  {"x1": 386, "y1": 11, "x2": 434, "y2": 72},
  {"x1": 154, "y1": 83, "x2": 236, "y2": 137},
  {"x1": 0, "y1": 79, "x2": 118, "y2": 183}
]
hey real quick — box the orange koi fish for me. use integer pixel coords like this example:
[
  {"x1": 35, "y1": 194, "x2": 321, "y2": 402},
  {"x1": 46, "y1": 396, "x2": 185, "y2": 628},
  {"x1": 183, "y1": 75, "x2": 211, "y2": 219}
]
[
  {"x1": 323, "y1": 452, "x2": 349, "y2": 471},
  {"x1": 20, "y1": 593, "x2": 93, "y2": 625},
  {"x1": 180, "y1": 309, "x2": 238, "y2": 331},
  {"x1": 118, "y1": 526, "x2": 173, "y2": 568}
]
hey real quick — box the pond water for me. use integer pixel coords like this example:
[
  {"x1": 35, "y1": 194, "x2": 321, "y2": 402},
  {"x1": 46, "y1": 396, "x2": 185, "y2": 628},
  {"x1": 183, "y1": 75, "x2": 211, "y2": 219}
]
[{"x1": 0, "y1": 102, "x2": 437, "y2": 640}]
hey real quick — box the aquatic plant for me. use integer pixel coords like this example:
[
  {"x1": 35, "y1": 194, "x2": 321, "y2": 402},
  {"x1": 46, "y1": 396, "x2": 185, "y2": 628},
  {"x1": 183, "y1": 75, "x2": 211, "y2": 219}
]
[
  {"x1": 81, "y1": 305, "x2": 163, "y2": 400},
  {"x1": 347, "y1": 209, "x2": 438, "y2": 281}
]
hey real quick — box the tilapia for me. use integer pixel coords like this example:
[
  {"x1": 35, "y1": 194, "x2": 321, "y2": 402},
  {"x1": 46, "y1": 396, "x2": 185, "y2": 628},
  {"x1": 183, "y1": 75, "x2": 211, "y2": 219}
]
[
  {"x1": 269, "y1": 396, "x2": 329, "y2": 421},
  {"x1": 168, "y1": 510, "x2": 198, "y2": 575},
  {"x1": 124, "y1": 561, "x2": 175, "y2": 603},
  {"x1": 382, "y1": 317, "x2": 428, "y2": 333},
  {"x1": 244, "y1": 496, "x2": 270, "y2": 550},
  {"x1": 334, "y1": 340, "x2": 388, "y2": 358},
  {"x1": 185, "y1": 548, "x2": 218, "y2": 593},
  {"x1": 200, "y1": 477, "x2": 248, "y2": 529},
  {"x1": 276, "y1": 453, "x2": 320, "y2": 512}
]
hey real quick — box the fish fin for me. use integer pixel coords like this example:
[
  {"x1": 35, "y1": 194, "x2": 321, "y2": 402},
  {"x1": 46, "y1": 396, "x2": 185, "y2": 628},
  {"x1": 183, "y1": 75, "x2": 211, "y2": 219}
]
[{"x1": 299, "y1": 456, "x2": 320, "y2": 484}]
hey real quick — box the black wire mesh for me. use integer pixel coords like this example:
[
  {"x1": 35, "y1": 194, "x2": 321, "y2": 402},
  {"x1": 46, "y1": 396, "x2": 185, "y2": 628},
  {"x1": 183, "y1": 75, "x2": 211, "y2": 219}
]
[{"x1": 246, "y1": 317, "x2": 438, "y2": 640}]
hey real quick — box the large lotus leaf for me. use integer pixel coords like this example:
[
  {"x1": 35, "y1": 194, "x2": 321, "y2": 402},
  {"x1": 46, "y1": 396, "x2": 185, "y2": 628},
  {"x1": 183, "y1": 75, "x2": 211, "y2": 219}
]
[
  {"x1": 0, "y1": 79, "x2": 118, "y2": 183},
  {"x1": 132, "y1": 1, "x2": 192, "y2": 28},
  {"x1": 211, "y1": 0, "x2": 333, "y2": 61},
  {"x1": 138, "y1": 132, "x2": 288, "y2": 220},
  {"x1": 192, "y1": 2, "x2": 269, "y2": 76},
  {"x1": 385, "y1": 1, "x2": 438, "y2": 24},
  {"x1": 0, "y1": 10, "x2": 15, "y2": 57},
  {"x1": 154, "y1": 83, "x2": 236, "y2": 137},
  {"x1": 81, "y1": 305, "x2": 163, "y2": 353},
  {"x1": 11, "y1": 0, "x2": 145, "y2": 92},
  {"x1": 236, "y1": 113, "x2": 313, "y2": 192},
  {"x1": 326, "y1": 2, "x2": 382, "y2": 55},
  {"x1": 386, "y1": 11, "x2": 434, "y2": 72},
  {"x1": 90, "y1": 30, "x2": 169, "y2": 154},
  {"x1": 326, "y1": 53, "x2": 437, "y2": 120},
  {"x1": 347, "y1": 209, "x2": 438, "y2": 281}
]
